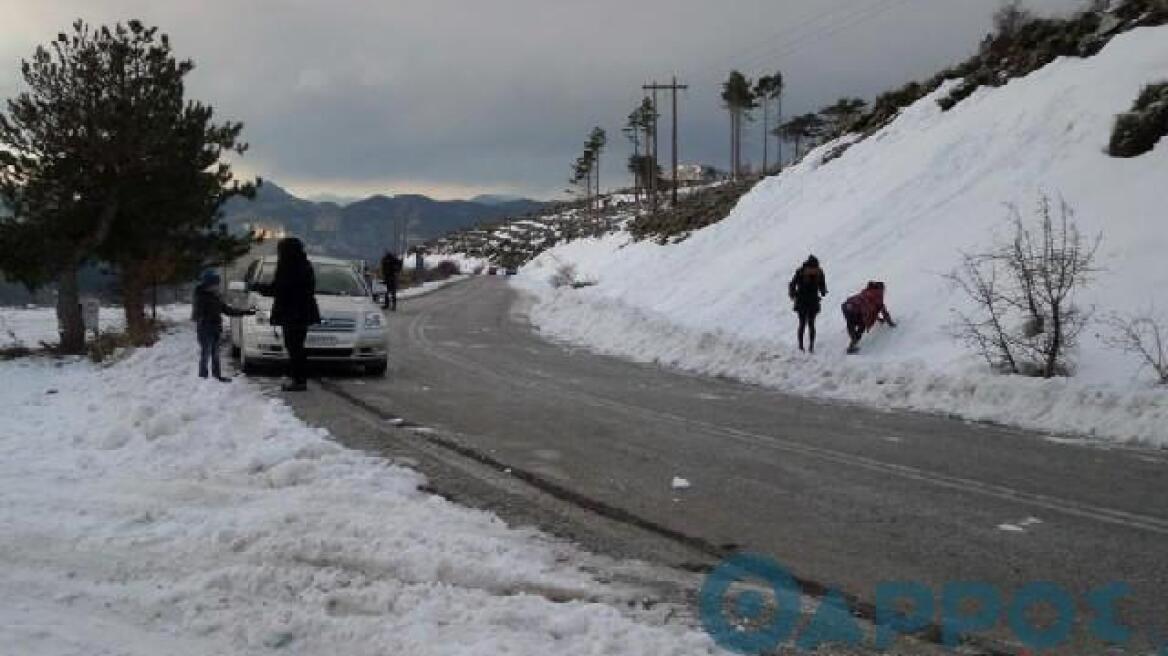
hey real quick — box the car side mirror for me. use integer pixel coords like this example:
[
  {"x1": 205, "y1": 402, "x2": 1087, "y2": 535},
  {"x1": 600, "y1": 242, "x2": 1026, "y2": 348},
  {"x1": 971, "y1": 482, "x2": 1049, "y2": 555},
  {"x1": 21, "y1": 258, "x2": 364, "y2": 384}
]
[{"x1": 227, "y1": 281, "x2": 248, "y2": 293}]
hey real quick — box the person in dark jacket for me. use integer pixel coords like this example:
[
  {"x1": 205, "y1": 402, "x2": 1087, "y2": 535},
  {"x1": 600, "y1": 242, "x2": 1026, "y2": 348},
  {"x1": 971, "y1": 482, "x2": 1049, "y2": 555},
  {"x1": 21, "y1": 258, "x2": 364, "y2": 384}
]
[
  {"x1": 380, "y1": 250, "x2": 402, "y2": 311},
  {"x1": 841, "y1": 281, "x2": 896, "y2": 354},
  {"x1": 788, "y1": 255, "x2": 828, "y2": 353},
  {"x1": 191, "y1": 270, "x2": 254, "y2": 381},
  {"x1": 255, "y1": 237, "x2": 321, "y2": 391}
]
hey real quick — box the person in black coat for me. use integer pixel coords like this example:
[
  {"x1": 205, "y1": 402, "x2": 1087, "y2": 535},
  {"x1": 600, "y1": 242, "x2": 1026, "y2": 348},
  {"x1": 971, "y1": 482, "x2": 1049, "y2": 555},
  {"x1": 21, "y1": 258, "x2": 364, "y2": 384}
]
[
  {"x1": 255, "y1": 237, "x2": 321, "y2": 391},
  {"x1": 192, "y1": 270, "x2": 255, "y2": 381},
  {"x1": 788, "y1": 255, "x2": 828, "y2": 353},
  {"x1": 380, "y1": 250, "x2": 402, "y2": 311}
]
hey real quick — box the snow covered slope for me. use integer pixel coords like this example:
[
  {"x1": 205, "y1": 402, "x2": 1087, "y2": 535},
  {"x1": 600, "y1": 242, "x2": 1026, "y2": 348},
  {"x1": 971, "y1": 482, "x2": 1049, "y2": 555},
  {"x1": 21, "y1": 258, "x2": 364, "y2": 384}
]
[
  {"x1": 0, "y1": 328, "x2": 718, "y2": 655},
  {"x1": 515, "y1": 26, "x2": 1168, "y2": 446}
]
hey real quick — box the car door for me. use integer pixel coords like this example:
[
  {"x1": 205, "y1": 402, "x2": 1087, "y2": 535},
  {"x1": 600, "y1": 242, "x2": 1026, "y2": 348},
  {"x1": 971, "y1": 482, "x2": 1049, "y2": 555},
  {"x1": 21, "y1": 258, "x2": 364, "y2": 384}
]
[{"x1": 230, "y1": 259, "x2": 259, "y2": 348}]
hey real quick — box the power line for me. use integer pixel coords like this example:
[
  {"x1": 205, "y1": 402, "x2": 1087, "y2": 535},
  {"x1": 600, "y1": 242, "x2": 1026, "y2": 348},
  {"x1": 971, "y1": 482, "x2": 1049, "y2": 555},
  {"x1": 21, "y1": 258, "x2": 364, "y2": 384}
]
[
  {"x1": 698, "y1": 0, "x2": 873, "y2": 78},
  {"x1": 733, "y1": 0, "x2": 914, "y2": 75},
  {"x1": 683, "y1": 0, "x2": 912, "y2": 86}
]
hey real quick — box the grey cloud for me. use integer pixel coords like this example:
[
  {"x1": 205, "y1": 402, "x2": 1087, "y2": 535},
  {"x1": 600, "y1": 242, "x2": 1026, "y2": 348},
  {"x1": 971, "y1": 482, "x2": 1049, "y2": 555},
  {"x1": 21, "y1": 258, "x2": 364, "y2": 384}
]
[{"x1": 0, "y1": 0, "x2": 1084, "y2": 199}]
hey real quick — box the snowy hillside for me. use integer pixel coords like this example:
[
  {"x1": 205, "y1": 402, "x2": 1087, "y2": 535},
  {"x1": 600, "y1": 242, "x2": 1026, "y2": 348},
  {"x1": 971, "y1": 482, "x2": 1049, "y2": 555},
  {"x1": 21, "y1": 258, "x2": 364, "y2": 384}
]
[{"x1": 515, "y1": 25, "x2": 1168, "y2": 446}]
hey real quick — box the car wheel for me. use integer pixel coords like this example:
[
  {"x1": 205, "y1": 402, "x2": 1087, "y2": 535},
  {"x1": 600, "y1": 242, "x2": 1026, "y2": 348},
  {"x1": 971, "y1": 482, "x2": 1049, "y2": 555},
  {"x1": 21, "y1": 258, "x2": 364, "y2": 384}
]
[{"x1": 365, "y1": 359, "x2": 388, "y2": 377}]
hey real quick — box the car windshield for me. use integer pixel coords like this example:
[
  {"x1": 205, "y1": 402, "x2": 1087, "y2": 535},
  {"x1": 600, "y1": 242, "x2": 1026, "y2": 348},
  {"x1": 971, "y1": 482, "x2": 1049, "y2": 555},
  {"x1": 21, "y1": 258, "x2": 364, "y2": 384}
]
[{"x1": 255, "y1": 261, "x2": 368, "y2": 297}]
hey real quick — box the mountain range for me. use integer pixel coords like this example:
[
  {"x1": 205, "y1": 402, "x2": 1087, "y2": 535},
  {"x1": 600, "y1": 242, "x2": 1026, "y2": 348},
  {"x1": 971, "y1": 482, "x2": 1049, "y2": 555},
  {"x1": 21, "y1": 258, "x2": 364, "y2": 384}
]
[{"x1": 219, "y1": 182, "x2": 547, "y2": 263}]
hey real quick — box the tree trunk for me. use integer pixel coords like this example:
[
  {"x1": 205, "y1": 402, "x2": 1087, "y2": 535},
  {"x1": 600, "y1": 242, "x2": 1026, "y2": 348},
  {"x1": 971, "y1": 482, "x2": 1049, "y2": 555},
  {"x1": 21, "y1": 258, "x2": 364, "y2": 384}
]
[
  {"x1": 595, "y1": 152, "x2": 601, "y2": 210},
  {"x1": 53, "y1": 198, "x2": 120, "y2": 354},
  {"x1": 762, "y1": 99, "x2": 769, "y2": 175},
  {"x1": 120, "y1": 262, "x2": 155, "y2": 346},
  {"x1": 56, "y1": 264, "x2": 86, "y2": 354},
  {"x1": 1045, "y1": 305, "x2": 1062, "y2": 378},
  {"x1": 776, "y1": 94, "x2": 783, "y2": 170}
]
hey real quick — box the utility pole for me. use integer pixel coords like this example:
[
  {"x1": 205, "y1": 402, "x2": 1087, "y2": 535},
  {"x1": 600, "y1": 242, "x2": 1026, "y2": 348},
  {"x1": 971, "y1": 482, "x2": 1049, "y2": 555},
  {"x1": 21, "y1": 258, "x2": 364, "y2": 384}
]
[{"x1": 643, "y1": 78, "x2": 687, "y2": 206}]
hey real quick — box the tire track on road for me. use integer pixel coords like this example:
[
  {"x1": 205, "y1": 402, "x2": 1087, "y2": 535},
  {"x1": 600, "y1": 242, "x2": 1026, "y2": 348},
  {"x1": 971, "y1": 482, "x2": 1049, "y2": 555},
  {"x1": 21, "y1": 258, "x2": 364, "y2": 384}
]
[{"x1": 406, "y1": 292, "x2": 1168, "y2": 537}]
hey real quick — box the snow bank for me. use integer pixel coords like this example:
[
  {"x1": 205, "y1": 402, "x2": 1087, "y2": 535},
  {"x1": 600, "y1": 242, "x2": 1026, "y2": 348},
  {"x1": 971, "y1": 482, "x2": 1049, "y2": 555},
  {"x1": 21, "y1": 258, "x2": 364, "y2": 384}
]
[
  {"x1": 515, "y1": 26, "x2": 1168, "y2": 447},
  {"x1": 0, "y1": 327, "x2": 717, "y2": 654},
  {"x1": 399, "y1": 275, "x2": 471, "y2": 300}
]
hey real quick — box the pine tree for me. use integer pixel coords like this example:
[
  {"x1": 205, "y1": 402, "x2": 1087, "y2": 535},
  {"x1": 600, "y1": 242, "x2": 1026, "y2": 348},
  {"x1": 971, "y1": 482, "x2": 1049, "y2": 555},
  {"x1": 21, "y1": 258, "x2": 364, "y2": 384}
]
[
  {"x1": 721, "y1": 71, "x2": 756, "y2": 179},
  {"x1": 754, "y1": 72, "x2": 784, "y2": 174},
  {"x1": 587, "y1": 127, "x2": 607, "y2": 209},
  {"x1": 819, "y1": 97, "x2": 868, "y2": 138},
  {"x1": 776, "y1": 113, "x2": 826, "y2": 162},
  {"x1": 0, "y1": 20, "x2": 255, "y2": 350},
  {"x1": 624, "y1": 99, "x2": 656, "y2": 204}
]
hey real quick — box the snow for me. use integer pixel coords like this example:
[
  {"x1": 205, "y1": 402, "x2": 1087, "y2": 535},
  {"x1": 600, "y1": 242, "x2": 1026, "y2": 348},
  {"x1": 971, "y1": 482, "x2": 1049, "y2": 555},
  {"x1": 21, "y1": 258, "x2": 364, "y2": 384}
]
[
  {"x1": 0, "y1": 321, "x2": 719, "y2": 654},
  {"x1": 399, "y1": 275, "x2": 471, "y2": 300},
  {"x1": 514, "y1": 26, "x2": 1168, "y2": 447},
  {"x1": 0, "y1": 304, "x2": 192, "y2": 349}
]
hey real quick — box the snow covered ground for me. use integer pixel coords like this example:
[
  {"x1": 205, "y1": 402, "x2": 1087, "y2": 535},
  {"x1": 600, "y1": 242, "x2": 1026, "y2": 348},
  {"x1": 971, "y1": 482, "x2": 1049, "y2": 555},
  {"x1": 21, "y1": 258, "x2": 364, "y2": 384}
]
[
  {"x1": 0, "y1": 323, "x2": 720, "y2": 654},
  {"x1": 0, "y1": 304, "x2": 193, "y2": 350},
  {"x1": 514, "y1": 26, "x2": 1168, "y2": 447}
]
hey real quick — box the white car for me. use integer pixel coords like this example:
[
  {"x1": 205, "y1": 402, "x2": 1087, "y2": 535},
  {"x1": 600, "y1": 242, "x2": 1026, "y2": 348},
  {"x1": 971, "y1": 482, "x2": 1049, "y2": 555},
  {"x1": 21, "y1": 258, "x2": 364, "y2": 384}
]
[{"x1": 228, "y1": 255, "x2": 389, "y2": 376}]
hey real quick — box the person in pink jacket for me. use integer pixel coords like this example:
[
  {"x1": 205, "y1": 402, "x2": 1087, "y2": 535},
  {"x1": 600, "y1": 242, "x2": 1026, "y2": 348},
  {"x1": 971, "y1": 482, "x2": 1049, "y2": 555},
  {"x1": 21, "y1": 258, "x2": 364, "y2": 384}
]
[{"x1": 841, "y1": 281, "x2": 896, "y2": 354}]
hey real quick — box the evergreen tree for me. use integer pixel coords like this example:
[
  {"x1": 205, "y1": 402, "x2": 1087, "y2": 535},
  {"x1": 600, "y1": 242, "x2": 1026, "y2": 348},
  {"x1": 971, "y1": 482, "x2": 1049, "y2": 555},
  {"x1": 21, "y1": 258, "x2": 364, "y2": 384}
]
[
  {"x1": 819, "y1": 97, "x2": 868, "y2": 138},
  {"x1": 0, "y1": 20, "x2": 255, "y2": 350},
  {"x1": 623, "y1": 99, "x2": 656, "y2": 203},
  {"x1": 754, "y1": 72, "x2": 784, "y2": 174},
  {"x1": 721, "y1": 71, "x2": 756, "y2": 179},
  {"x1": 776, "y1": 113, "x2": 826, "y2": 162},
  {"x1": 587, "y1": 127, "x2": 607, "y2": 208}
]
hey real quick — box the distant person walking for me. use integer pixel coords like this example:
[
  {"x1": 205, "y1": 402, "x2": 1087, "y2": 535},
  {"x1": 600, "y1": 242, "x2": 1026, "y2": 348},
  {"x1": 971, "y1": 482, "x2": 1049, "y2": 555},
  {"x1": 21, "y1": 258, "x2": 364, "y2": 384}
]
[
  {"x1": 380, "y1": 250, "x2": 403, "y2": 311},
  {"x1": 191, "y1": 270, "x2": 254, "y2": 382},
  {"x1": 788, "y1": 255, "x2": 828, "y2": 353},
  {"x1": 841, "y1": 281, "x2": 896, "y2": 354},
  {"x1": 256, "y1": 237, "x2": 320, "y2": 391}
]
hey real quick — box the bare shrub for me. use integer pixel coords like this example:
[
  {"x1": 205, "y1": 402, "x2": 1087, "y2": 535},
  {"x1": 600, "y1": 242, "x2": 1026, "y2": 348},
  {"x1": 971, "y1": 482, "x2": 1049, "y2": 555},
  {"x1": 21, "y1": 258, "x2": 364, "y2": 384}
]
[
  {"x1": 549, "y1": 263, "x2": 578, "y2": 289},
  {"x1": 948, "y1": 195, "x2": 1100, "y2": 377},
  {"x1": 1102, "y1": 312, "x2": 1168, "y2": 384},
  {"x1": 434, "y1": 260, "x2": 460, "y2": 278}
]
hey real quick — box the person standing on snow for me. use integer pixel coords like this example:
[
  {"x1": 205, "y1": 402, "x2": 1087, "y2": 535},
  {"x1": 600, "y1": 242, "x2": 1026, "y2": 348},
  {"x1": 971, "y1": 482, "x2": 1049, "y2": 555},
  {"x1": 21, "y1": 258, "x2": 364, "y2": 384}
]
[
  {"x1": 841, "y1": 281, "x2": 896, "y2": 354},
  {"x1": 380, "y1": 250, "x2": 403, "y2": 311},
  {"x1": 254, "y1": 237, "x2": 321, "y2": 392},
  {"x1": 789, "y1": 255, "x2": 828, "y2": 353},
  {"x1": 191, "y1": 270, "x2": 255, "y2": 382}
]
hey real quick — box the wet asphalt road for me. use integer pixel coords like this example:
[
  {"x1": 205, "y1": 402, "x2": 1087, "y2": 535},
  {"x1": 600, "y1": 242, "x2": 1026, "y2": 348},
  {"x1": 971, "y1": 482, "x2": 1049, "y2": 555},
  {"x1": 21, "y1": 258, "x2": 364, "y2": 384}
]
[{"x1": 288, "y1": 276, "x2": 1168, "y2": 654}]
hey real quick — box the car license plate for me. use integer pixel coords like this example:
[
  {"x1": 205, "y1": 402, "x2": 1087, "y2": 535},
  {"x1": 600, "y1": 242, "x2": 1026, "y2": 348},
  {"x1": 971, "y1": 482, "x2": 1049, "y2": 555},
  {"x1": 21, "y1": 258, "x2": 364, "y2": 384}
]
[{"x1": 306, "y1": 334, "x2": 338, "y2": 347}]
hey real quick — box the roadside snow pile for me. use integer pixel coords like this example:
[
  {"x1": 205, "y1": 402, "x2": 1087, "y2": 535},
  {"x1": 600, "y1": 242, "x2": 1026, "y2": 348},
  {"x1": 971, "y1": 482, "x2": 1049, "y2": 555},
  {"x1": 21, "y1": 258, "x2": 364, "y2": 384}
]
[
  {"x1": 399, "y1": 275, "x2": 472, "y2": 300},
  {"x1": 0, "y1": 328, "x2": 718, "y2": 654},
  {"x1": 515, "y1": 26, "x2": 1168, "y2": 447}
]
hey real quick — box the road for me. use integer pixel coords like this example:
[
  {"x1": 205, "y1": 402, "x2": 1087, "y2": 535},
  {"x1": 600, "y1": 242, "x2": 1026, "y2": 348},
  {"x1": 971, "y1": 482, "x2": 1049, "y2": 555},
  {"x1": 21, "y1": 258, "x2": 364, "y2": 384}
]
[{"x1": 284, "y1": 277, "x2": 1168, "y2": 654}]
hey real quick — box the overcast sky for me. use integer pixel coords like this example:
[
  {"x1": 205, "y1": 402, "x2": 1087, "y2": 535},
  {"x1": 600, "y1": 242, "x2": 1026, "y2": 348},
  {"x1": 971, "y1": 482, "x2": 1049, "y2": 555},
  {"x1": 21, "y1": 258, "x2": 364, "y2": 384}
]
[{"x1": 0, "y1": 0, "x2": 1084, "y2": 201}]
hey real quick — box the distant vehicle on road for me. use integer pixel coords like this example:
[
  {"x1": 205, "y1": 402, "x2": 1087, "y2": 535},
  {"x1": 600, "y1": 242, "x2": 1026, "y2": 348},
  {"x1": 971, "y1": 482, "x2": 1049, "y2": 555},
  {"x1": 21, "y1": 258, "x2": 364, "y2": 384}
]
[{"x1": 228, "y1": 255, "x2": 388, "y2": 376}]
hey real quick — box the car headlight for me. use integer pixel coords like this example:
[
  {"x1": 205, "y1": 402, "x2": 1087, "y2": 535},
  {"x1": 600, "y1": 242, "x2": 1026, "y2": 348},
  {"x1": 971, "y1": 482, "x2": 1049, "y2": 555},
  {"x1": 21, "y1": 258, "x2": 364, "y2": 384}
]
[{"x1": 364, "y1": 311, "x2": 383, "y2": 329}]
